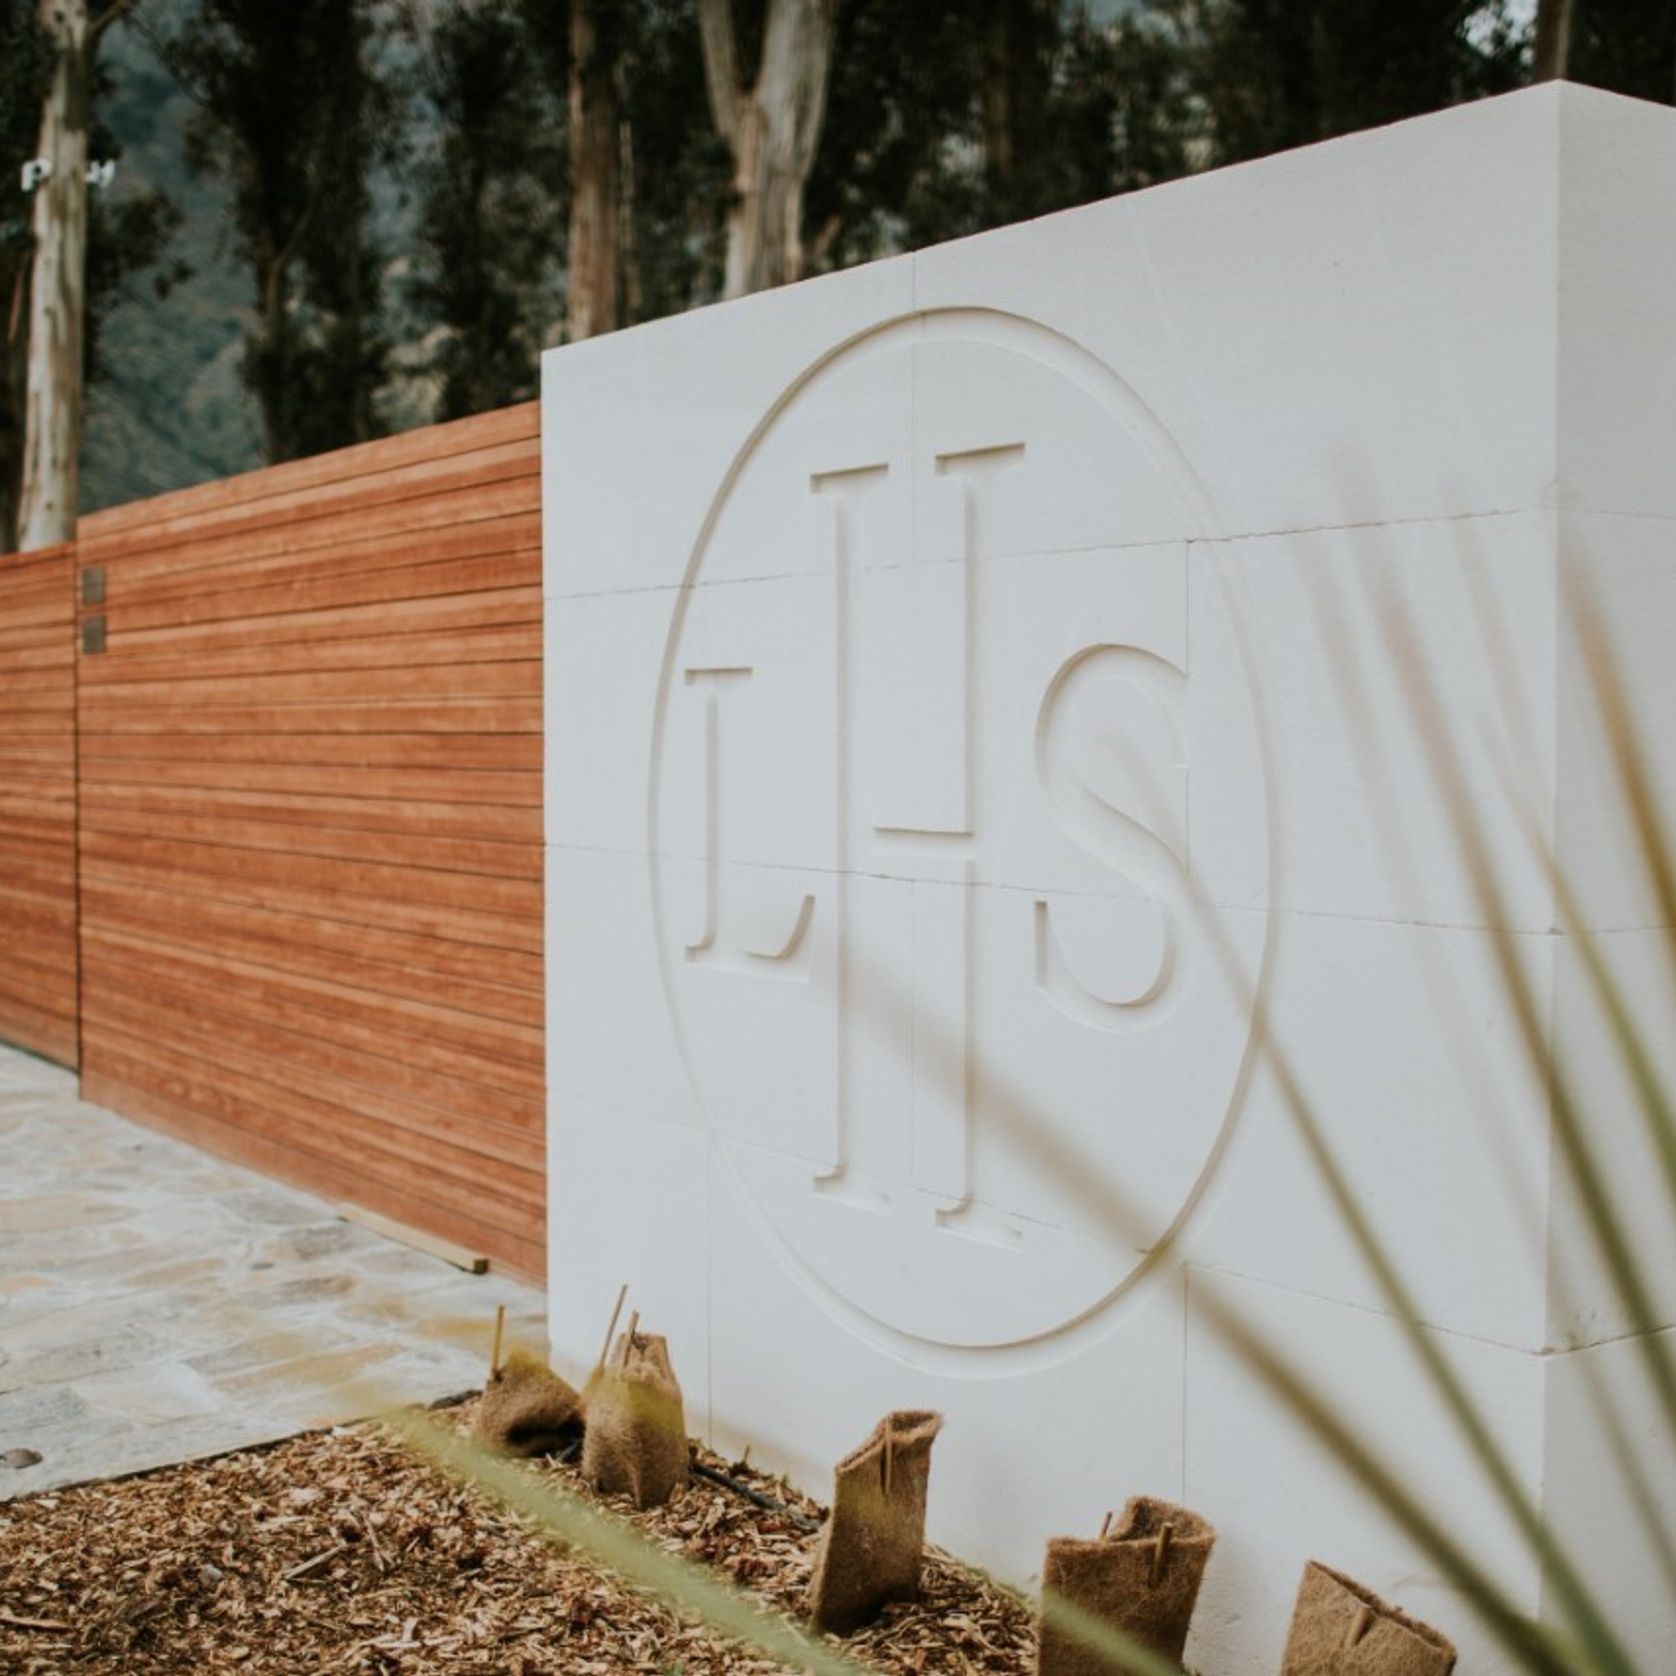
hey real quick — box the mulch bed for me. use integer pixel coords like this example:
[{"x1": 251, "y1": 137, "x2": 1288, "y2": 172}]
[{"x1": 0, "y1": 1396, "x2": 1035, "y2": 1673}]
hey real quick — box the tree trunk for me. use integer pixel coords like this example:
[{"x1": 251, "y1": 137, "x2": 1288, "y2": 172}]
[
  {"x1": 18, "y1": 0, "x2": 90, "y2": 552},
  {"x1": 1533, "y1": 0, "x2": 1574, "y2": 81},
  {"x1": 982, "y1": 0, "x2": 1016, "y2": 196},
  {"x1": 255, "y1": 221, "x2": 302, "y2": 462},
  {"x1": 3, "y1": 268, "x2": 28, "y2": 552},
  {"x1": 619, "y1": 114, "x2": 643, "y2": 327},
  {"x1": 700, "y1": 0, "x2": 840, "y2": 300},
  {"x1": 567, "y1": 0, "x2": 619, "y2": 342}
]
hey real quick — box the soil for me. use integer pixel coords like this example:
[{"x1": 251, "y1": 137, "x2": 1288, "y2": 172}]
[{"x1": 0, "y1": 1397, "x2": 1036, "y2": 1674}]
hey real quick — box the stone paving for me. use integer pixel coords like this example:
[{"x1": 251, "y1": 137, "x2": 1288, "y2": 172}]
[{"x1": 0, "y1": 1043, "x2": 546, "y2": 1501}]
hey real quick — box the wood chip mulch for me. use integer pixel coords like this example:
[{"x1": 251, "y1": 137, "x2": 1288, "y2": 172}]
[{"x1": 0, "y1": 1397, "x2": 1035, "y2": 1673}]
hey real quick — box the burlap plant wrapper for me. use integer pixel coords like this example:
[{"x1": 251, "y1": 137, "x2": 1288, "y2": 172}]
[
  {"x1": 1037, "y1": 1496, "x2": 1216, "y2": 1675},
  {"x1": 1279, "y1": 1562, "x2": 1457, "y2": 1675},
  {"x1": 579, "y1": 1330, "x2": 688, "y2": 1510},
  {"x1": 806, "y1": 1409, "x2": 944, "y2": 1635},
  {"x1": 473, "y1": 1347, "x2": 584, "y2": 1457}
]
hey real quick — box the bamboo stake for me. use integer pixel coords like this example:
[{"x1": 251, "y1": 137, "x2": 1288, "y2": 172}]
[
  {"x1": 594, "y1": 1283, "x2": 628, "y2": 1379},
  {"x1": 1149, "y1": 1522, "x2": 1174, "y2": 1585}
]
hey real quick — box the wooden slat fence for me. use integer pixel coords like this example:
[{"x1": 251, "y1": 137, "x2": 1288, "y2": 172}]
[
  {"x1": 0, "y1": 540, "x2": 78, "y2": 1067},
  {"x1": 68, "y1": 402, "x2": 546, "y2": 1279}
]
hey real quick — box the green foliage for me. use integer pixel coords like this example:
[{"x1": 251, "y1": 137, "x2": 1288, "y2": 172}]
[
  {"x1": 1, "y1": 0, "x2": 53, "y2": 549},
  {"x1": 85, "y1": 53, "x2": 191, "y2": 395},
  {"x1": 84, "y1": 188, "x2": 187, "y2": 387},
  {"x1": 808, "y1": 1, "x2": 989, "y2": 260},
  {"x1": 79, "y1": 10, "x2": 264, "y2": 515},
  {"x1": 404, "y1": 0, "x2": 727, "y2": 418},
  {"x1": 0, "y1": 1, "x2": 182, "y2": 546},
  {"x1": 66, "y1": 0, "x2": 1676, "y2": 508},
  {"x1": 1569, "y1": 0, "x2": 1676, "y2": 105},
  {"x1": 409, "y1": 0, "x2": 565, "y2": 419},
  {"x1": 171, "y1": 0, "x2": 398, "y2": 462},
  {"x1": 614, "y1": 0, "x2": 731, "y2": 319},
  {"x1": 514, "y1": 0, "x2": 729, "y2": 323},
  {"x1": 0, "y1": 1, "x2": 52, "y2": 332},
  {"x1": 809, "y1": 0, "x2": 1202, "y2": 265},
  {"x1": 1177, "y1": 0, "x2": 1527, "y2": 165}
]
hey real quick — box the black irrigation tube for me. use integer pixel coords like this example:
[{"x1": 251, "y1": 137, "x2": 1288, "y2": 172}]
[
  {"x1": 688, "y1": 1460, "x2": 821, "y2": 1534},
  {"x1": 531, "y1": 1437, "x2": 820, "y2": 1534}
]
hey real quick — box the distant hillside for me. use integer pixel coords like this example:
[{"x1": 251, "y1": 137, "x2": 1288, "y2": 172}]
[
  {"x1": 81, "y1": 17, "x2": 264, "y2": 515},
  {"x1": 77, "y1": 1, "x2": 1147, "y2": 517},
  {"x1": 82, "y1": 12, "x2": 438, "y2": 516}
]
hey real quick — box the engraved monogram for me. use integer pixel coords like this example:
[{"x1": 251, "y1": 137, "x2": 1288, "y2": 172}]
[{"x1": 650, "y1": 310, "x2": 1263, "y2": 1356}]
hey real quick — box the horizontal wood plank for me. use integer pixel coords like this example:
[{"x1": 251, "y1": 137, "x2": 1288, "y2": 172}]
[
  {"x1": 79, "y1": 656, "x2": 542, "y2": 707},
  {"x1": 70, "y1": 405, "x2": 546, "y2": 1281},
  {"x1": 98, "y1": 528, "x2": 540, "y2": 634},
  {"x1": 78, "y1": 730, "x2": 543, "y2": 771},
  {"x1": 79, "y1": 442, "x2": 539, "y2": 572},
  {"x1": 77, "y1": 878, "x2": 544, "y2": 1000},
  {"x1": 80, "y1": 850, "x2": 541, "y2": 954},
  {"x1": 85, "y1": 474, "x2": 541, "y2": 592},
  {"x1": 112, "y1": 580, "x2": 540, "y2": 656},
  {"x1": 80, "y1": 404, "x2": 538, "y2": 540},
  {"x1": 80, "y1": 991, "x2": 542, "y2": 1171},
  {"x1": 81, "y1": 621, "x2": 540, "y2": 686},
  {"x1": 80, "y1": 783, "x2": 542, "y2": 843},
  {"x1": 78, "y1": 697, "x2": 542, "y2": 735},
  {"x1": 83, "y1": 939, "x2": 544, "y2": 1103},
  {"x1": 0, "y1": 542, "x2": 75, "y2": 1068},
  {"x1": 79, "y1": 1064, "x2": 543, "y2": 1277},
  {"x1": 79, "y1": 757, "x2": 539, "y2": 807}
]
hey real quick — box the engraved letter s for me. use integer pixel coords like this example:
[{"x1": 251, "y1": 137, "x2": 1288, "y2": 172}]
[{"x1": 1033, "y1": 645, "x2": 1188, "y2": 1032}]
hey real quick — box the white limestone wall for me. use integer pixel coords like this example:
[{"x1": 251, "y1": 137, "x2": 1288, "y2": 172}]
[{"x1": 542, "y1": 84, "x2": 1676, "y2": 1673}]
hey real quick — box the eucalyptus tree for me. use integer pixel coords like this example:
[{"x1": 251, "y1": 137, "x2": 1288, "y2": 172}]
[
  {"x1": 0, "y1": 0, "x2": 51, "y2": 548},
  {"x1": 698, "y1": 0, "x2": 841, "y2": 298},
  {"x1": 16, "y1": 0, "x2": 154, "y2": 548},
  {"x1": 172, "y1": 0, "x2": 397, "y2": 462},
  {"x1": 412, "y1": 0, "x2": 564, "y2": 414}
]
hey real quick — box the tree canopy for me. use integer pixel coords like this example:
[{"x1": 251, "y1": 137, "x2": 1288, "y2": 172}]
[{"x1": 8, "y1": 0, "x2": 1670, "y2": 518}]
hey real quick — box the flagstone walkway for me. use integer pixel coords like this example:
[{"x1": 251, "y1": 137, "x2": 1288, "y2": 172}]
[{"x1": 0, "y1": 1044, "x2": 545, "y2": 1501}]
